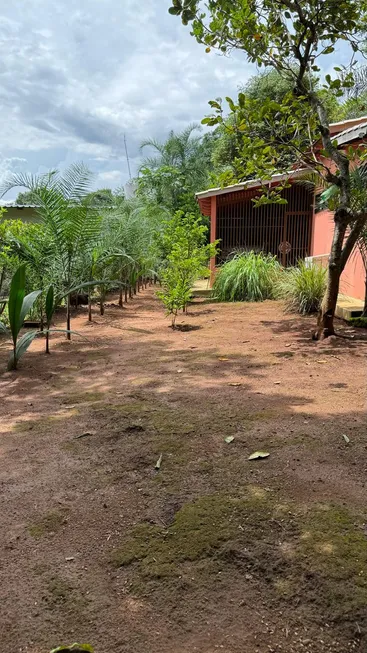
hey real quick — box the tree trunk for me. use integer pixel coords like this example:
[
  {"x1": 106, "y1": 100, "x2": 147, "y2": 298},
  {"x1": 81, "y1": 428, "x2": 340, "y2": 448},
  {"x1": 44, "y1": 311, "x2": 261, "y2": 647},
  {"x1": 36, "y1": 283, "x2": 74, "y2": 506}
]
[
  {"x1": 0, "y1": 267, "x2": 5, "y2": 295},
  {"x1": 362, "y1": 272, "x2": 367, "y2": 318},
  {"x1": 315, "y1": 265, "x2": 341, "y2": 339},
  {"x1": 46, "y1": 331, "x2": 50, "y2": 354},
  {"x1": 125, "y1": 285, "x2": 128, "y2": 303},
  {"x1": 314, "y1": 219, "x2": 346, "y2": 340},
  {"x1": 66, "y1": 294, "x2": 71, "y2": 340},
  {"x1": 119, "y1": 286, "x2": 123, "y2": 307},
  {"x1": 100, "y1": 295, "x2": 105, "y2": 316},
  {"x1": 129, "y1": 285, "x2": 133, "y2": 299},
  {"x1": 88, "y1": 293, "x2": 92, "y2": 322}
]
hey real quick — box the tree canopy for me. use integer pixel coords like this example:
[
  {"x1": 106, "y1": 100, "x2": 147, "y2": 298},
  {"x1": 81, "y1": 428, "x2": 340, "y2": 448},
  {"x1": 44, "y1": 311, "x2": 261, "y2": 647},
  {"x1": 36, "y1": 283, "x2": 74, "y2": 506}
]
[{"x1": 169, "y1": 0, "x2": 367, "y2": 338}]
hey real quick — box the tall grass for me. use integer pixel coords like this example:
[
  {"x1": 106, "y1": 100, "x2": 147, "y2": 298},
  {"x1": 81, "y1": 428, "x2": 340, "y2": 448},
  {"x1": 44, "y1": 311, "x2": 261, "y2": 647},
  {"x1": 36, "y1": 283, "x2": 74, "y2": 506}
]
[
  {"x1": 213, "y1": 251, "x2": 281, "y2": 302},
  {"x1": 277, "y1": 261, "x2": 327, "y2": 314}
]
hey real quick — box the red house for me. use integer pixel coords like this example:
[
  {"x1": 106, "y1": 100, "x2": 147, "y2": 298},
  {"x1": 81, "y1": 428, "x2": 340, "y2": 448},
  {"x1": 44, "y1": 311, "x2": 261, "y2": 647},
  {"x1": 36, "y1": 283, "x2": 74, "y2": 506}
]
[{"x1": 197, "y1": 117, "x2": 367, "y2": 311}]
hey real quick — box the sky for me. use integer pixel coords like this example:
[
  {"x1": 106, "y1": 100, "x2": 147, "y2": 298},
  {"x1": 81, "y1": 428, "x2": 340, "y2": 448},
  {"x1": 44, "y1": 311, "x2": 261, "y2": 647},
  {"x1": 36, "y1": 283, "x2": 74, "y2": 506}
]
[{"x1": 0, "y1": 0, "x2": 253, "y2": 198}]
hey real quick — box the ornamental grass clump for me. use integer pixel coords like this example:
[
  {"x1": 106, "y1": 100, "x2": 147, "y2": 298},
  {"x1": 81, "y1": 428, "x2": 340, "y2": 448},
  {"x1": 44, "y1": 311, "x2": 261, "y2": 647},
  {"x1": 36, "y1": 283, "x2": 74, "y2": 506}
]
[
  {"x1": 213, "y1": 251, "x2": 281, "y2": 302},
  {"x1": 277, "y1": 261, "x2": 327, "y2": 314}
]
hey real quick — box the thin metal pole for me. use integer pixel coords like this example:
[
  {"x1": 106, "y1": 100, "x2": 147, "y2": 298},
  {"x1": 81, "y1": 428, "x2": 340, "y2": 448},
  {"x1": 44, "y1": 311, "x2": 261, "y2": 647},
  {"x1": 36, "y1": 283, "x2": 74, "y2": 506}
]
[{"x1": 124, "y1": 134, "x2": 132, "y2": 180}]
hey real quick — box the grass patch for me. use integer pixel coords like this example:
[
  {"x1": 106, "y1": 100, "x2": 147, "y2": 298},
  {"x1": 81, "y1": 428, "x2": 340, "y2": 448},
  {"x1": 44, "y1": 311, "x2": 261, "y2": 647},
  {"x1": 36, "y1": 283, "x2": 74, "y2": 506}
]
[
  {"x1": 112, "y1": 494, "x2": 252, "y2": 576},
  {"x1": 213, "y1": 251, "x2": 280, "y2": 302},
  {"x1": 112, "y1": 491, "x2": 367, "y2": 635},
  {"x1": 29, "y1": 510, "x2": 68, "y2": 538},
  {"x1": 348, "y1": 316, "x2": 367, "y2": 328},
  {"x1": 277, "y1": 261, "x2": 327, "y2": 314}
]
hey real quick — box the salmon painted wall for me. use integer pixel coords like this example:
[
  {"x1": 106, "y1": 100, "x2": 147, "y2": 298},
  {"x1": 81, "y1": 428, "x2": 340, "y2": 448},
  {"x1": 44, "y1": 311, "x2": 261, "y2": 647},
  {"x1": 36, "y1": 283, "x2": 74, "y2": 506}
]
[{"x1": 311, "y1": 209, "x2": 365, "y2": 301}]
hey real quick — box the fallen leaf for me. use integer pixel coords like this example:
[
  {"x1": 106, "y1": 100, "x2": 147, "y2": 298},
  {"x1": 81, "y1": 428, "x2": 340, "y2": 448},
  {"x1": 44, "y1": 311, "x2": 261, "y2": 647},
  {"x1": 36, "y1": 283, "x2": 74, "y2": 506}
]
[
  {"x1": 229, "y1": 382, "x2": 242, "y2": 387},
  {"x1": 75, "y1": 431, "x2": 96, "y2": 440},
  {"x1": 317, "y1": 359, "x2": 328, "y2": 364},
  {"x1": 65, "y1": 557, "x2": 75, "y2": 562},
  {"x1": 342, "y1": 434, "x2": 350, "y2": 444},
  {"x1": 177, "y1": 369, "x2": 183, "y2": 373},
  {"x1": 285, "y1": 343, "x2": 292, "y2": 347},
  {"x1": 248, "y1": 451, "x2": 270, "y2": 460},
  {"x1": 225, "y1": 436, "x2": 234, "y2": 444},
  {"x1": 218, "y1": 357, "x2": 230, "y2": 362},
  {"x1": 155, "y1": 453, "x2": 163, "y2": 470},
  {"x1": 274, "y1": 381, "x2": 281, "y2": 385}
]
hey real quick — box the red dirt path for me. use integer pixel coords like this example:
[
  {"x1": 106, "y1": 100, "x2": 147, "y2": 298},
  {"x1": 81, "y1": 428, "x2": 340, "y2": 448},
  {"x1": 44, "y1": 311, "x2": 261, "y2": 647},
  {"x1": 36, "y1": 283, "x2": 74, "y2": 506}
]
[{"x1": 0, "y1": 289, "x2": 366, "y2": 653}]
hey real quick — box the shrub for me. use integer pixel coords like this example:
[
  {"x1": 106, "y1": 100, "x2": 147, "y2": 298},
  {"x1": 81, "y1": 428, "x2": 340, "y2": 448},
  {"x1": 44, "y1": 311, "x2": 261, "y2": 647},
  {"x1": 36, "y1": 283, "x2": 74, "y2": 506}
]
[
  {"x1": 348, "y1": 316, "x2": 367, "y2": 328},
  {"x1": 213, "y1": 251, "x2": 281, "y2": 302},
  {"x1": 158, "y1": 211, "x2": 218, "y2": 327},
  {"x1": 277, "y1": 261, "x2": 327, "y2": 314}
]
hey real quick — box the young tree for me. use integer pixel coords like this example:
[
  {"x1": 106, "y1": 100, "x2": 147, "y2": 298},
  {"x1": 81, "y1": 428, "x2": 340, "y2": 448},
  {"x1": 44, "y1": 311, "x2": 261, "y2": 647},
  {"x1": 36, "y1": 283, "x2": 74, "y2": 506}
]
[
  {"x1": 158, "y1": 212, "x2": 218, "y2": 327},
  {"x1": 169, "y1": 0, "x2": 367, "y2": 338}
]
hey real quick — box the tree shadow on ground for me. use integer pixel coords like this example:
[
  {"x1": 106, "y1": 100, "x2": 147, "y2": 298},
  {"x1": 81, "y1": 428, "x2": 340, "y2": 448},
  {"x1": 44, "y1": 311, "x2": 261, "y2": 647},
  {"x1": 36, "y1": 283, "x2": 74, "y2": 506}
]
[{"x1": 0, "y1": 292, "x2": 367, "y2": 653}]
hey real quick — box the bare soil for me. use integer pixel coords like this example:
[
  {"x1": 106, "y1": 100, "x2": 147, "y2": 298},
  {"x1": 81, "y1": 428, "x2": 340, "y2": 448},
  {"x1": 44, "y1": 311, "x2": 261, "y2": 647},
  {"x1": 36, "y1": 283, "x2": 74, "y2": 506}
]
[{"x1": 0, "y1": 289, "x2": 367, "y2": 653}]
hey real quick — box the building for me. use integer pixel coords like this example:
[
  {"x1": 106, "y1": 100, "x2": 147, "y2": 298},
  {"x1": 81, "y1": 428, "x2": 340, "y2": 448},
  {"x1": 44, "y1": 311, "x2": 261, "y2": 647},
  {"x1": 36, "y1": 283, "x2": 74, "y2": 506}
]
[
  {"x1": 0, "y1": 202, "x2": 40, "y2": 223},
  {"x1": 196, "y1": 117, "x2": 367, "y2": 306}
]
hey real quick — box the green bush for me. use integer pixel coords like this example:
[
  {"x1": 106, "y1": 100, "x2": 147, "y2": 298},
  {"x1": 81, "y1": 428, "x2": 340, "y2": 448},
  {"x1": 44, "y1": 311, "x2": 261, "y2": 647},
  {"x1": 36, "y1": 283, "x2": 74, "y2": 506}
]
[
  {"x1": 277, "y1": 261, "x2": 327, "y2": 314},
  {"x1": 213, "y1": 251, "x2": 281, "y2": 302},
  {"x1": 348, "y1": 316, "x2": 367, "y2": 328}
]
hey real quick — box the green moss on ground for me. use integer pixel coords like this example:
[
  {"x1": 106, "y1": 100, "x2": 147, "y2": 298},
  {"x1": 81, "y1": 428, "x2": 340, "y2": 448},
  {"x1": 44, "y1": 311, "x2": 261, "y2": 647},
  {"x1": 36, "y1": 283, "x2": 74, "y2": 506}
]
[
  {"x1": 29, "y1": 510, "x2": 68, "y2": 538},
  {"x1": 112, "y1": 490, "x2": 367, "y2": 633}
]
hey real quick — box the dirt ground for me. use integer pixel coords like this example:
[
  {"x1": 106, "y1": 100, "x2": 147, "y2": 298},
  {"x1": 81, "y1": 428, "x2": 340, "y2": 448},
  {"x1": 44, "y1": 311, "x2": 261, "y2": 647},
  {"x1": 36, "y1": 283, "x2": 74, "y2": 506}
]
[{"x1": 1, "y1": 288, "x2": 367, "y2": 653}]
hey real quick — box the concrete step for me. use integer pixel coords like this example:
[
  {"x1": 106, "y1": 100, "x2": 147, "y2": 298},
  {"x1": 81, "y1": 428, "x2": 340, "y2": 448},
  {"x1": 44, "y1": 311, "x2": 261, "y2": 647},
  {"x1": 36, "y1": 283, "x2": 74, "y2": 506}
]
[
  {"x1": 192, "y1": 279, "x2": 211, "y2": 298},
  {"x1": 335, "y1": 294, "x2": 364, "y2": 320}
]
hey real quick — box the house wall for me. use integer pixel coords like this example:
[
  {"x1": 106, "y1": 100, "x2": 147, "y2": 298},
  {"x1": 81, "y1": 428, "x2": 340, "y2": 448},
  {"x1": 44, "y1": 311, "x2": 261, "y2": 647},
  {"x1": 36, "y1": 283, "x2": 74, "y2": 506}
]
[
  {"x1": 311, "y1": 209, "x2": 365, "y2": 301},
  {"x1": 2, "y1": 207, "x2": 39, "y2": 223}
]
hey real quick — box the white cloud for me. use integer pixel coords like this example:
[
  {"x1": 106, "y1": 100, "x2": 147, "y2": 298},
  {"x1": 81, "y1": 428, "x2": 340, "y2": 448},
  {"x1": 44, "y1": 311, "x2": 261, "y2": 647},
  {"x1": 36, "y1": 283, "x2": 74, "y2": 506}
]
[
  {"x1": 0, "y1": 0, "x2": 354, "y2": 193},
  {"x1": 0, "y1": 0, "x2": 255, "y2": 190},
  {"x1": 96, "y1": 170, "x2": 123, "y2": 186}
]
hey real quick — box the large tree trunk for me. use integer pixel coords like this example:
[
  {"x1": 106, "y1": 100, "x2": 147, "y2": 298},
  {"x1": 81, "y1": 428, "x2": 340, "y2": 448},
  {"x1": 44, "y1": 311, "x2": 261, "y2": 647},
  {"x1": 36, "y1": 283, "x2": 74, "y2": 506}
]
[
  {"x1": 314, "y1": 214, "x2": 367, "y2": 339},
  {"x1": 314, "y1": 220, "x2": 346, "y2": 340}
]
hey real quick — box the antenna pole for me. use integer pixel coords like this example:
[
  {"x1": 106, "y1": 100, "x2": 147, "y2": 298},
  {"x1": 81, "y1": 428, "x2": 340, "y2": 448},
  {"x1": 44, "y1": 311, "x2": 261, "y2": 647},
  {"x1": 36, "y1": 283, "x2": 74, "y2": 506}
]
[{"x1": 124, "y1": 134, "x2": 132, "y2": 180}]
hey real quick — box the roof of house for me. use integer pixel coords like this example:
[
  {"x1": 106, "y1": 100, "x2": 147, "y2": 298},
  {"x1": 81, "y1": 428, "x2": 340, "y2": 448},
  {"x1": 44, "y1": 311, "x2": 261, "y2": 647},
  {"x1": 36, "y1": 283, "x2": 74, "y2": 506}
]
[
  {"x1": 195, "y1": 169, "x2": 305, "y2": 201},
  {"x1": 329, "y1": 115, "x2": 367, "y2": 135},
  {"x1": 336, "y1": 121, "x2": 367, "y2": 146},
  {"x1": 0, "y1": 202, "x2": 39, "y2": 209}
]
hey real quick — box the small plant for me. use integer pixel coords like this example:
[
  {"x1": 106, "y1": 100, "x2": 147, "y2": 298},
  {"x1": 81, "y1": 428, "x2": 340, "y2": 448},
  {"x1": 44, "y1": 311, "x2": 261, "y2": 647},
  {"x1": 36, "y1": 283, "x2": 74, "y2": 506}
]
[
  {"x1": 277, "y1": 261, "x2": 327, "y2": 314},
  {"x1": 158, "y1": 212, "x2": 217, "y2": 327},
  {"x1": 213, "y1": 251, "x2": 280, "y2": 302},
  {"x1": 0, "y1": 265, "x2": 41, "y2": 370}
]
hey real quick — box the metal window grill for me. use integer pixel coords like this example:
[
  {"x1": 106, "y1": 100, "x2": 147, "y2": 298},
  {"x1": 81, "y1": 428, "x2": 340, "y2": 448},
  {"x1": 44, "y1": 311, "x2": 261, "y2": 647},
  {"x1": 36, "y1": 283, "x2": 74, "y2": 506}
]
[{"x1": 216, "y1": 185, "x2": 313, "y2": 267}]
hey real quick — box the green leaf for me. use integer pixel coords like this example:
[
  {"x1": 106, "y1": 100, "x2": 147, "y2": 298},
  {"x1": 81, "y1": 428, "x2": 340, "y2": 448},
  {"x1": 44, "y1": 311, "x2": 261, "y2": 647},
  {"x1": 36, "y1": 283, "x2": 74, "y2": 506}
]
[
  {"x1": 8, "y1": 330, "x2": 38, "y2": 370},
  {"x1": 19, "y1": 289, "x2": 42, "y2": 327},
  {"x1": 0, "y1": 321, "x2": 7, "y2": 334},
  {"x1": 8, "y1": 265, "x2": 26, "y2": 345},
  {"x1": 248, "y1": 451, "x2": 270, "y2": 460},
  {"x1": 168, "y1": 6, "x2": 181, "y2": 15}
]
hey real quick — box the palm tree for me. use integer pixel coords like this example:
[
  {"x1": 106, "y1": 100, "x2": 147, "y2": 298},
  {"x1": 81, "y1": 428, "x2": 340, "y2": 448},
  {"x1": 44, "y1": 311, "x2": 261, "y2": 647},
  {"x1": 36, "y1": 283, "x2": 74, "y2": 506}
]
[
  {"x1": 139, "y1": 124, "x2": 212, "y2": 209},
  {"x1": 0, "y1": 164, "x2": 102, "y2": 338}
]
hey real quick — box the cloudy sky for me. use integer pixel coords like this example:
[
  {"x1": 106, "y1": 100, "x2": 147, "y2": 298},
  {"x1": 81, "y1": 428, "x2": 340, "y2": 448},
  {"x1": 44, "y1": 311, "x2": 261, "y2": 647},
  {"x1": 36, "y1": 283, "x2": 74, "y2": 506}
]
[{"x1": 0, "y1": 0, "x2": 254, "y2": 198}]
